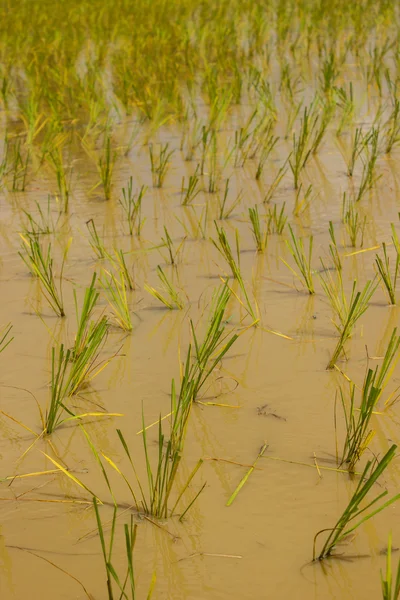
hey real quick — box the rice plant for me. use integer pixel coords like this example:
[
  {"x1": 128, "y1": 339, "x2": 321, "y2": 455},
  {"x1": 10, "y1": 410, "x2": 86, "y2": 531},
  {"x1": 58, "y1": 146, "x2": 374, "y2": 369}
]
[
  {"x1": 73, "y1": 273, "x2": 99, "y2": 360},
  {"x1": 48, "y1": 146, "x2": 71, "y2": 212},
  {"x1": 325, "y1": 280, "x2": 377, "y2": 370},
  {"x1": 211, "y1": 224, "x2": 258, "y2": 322},
  {"x1": 119, "y1": 178, "x2": 146, "y2": 236},
  {"x1": 335, "y1": 82, "x2": 355, "y2": 136},
  {"x1": 144, "y1": 266, "x2": 185, "y2": 309},
  {"x1": 266, "y1": 203, "x2": 287, "y2": 234},
  {"x1": 86, "y1": 218, "x2": 107, "y2": 259},
  {"x1": 93, "y1": 499, "x2": 156, "y2": 600},
  {"x1": 46, "y1": 344, "x2": 72, "y2": 434},
  {"x1": 381, "y1": 533, "x2": 400, "y2": 600},
  {"x1": 149, "y1": 142, "x2": 174, "y2": 188},
  {"x1": 281, "y1": 225, "x2": 314, "y2": 294},
  {"x1": 181, "y1": 165, "x2": 201, "y2": 206},
  {"x1": 160, "y1": 226, "x2": 184, "y2": 265},
  {"x1": 10, "y1": 139, "x2": 29, "y2": 191},
  {"x1": 375, "y1": 243, "x2": 399, "y2": 305},
  {"x1": 100, "y1": 270, "x2": 133, "y2": 331},
  {"x1": 343, "y1": 127, "x2": 369, "y2": 177},
  {"x1": 21, "y1": 197, "x2": 59, "y2": 236},
  {"x1": 262, "y1": 158, "x2": 289, "y2": 204},
  {"x1": 19, "y1": 235, "x2": 68, "y2": 317},
  {"x1": 217, "y1": 179, "x2": 242, "y2": 220},
  {"x1": 248, "y1": 205, "x2": 268, "y2": 252},
  {"x1": 289, "y1": 106, "x2": 317, "y2": 189},
  {"x1": 384, "y1": 98, "x2": 400, "y2": 154},
  {"x1": 342, "y1": 193, "x2": 366, "y2": 247},
  {"x1": 0, "y1": 323, "x2": 13, "y2": 354},
  {"x1": 339, "y1": 330, "x2": 400, "y2": 471},
  {"x1": 255, "y1": 120, "x2": 279, "y2": 180},
  {"x1": 313, "y1": 444, "x2": 400, "y2": 560}
]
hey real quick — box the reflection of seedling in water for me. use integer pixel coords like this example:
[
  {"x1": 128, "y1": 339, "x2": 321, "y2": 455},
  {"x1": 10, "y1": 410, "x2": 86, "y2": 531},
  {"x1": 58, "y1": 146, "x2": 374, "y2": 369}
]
[
  {"x1": 144, "y1": 266, "x2": 185, "y2": 309},
  {"x1": 99, "y1": 135, "x2": 115, "y2": 200},
  {"x1": 149, "y1": 142, "x2": 174, "y2": 188},
  {"x1": 119, "y1": 177, "x2": 146, "y2": 236},
  {"x1": 248, "y1": 205, "x2": 268, "y2": 252},
  {"x1": 375, "y1": 243, "x2": 400, "y2": 305},
  {"x1": 93, "y1": 498, "x2": 156, "y2": 600},
  {"x1": 86, "y1": 218, "x2": 107, "y2": 259},
  {"x1": 19, "y1": 235, "x2": 68, "y2": 317},
  {"x1": 313, "y1": 445, "x2": 400, "y2": 561},
  {"x1": 281, "y1": 225, "x2": 314, "y2": 294}
]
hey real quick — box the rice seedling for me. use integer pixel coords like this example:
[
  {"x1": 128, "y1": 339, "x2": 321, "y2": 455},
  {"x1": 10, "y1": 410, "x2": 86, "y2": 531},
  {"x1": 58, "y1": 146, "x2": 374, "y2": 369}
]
[
  {"x1": 334, "y1": 82, "x2": 355, "y2": 136},
  {"x1": 144, "y1": 266, "x2": 185, "y2": 309},
  {"x1": 338, "y1": 328, "x2": 400, "y2": 471},
  {"x1": 45, "y1": 344, "x2": 72, "y2": 434},
  {"x1": 262, "y1": 157, "x2": 289, "y2": 204},
  {"x1": 86, "y1": 219, "x2": 107, "y2": 259},
  {"x1": 211, "y1": 223, "x2": 258, "y2": 322},
  {"x1": 119, "y1": 178, "x2": 146, "y2": 236},
  {"x1": 313, "y1": 444, "x2": 400, "y2": 560},
  {"x1": 21, "y1": 197, "x2": 59, "y2": 236},
  {"x1": 149, "y1": 142, "x2": 174, "y2": 188},
  {"x1": 254, "y1": 120, "x2": 279, "y2": 180},
  {"x1": 289, "y1": 106, "x2": 317, "y2": 189},
  {"x1": 375, "y1": 243, "x2": 400, "y2": 305},
  {"x1": 354, "y1": 158, "x2": 381, "y2": 203},
  {"x1": 73, "y1": 273, "x2": 99, "y2": 360},
  {"x1": 217, "y1": 179, "x2": 242, "y2": 220},
  {"x1": 384, "y1": 98, "x2": 400, "y2": 154},
  {"x1": 310, "y1": 99, "x2": 335, "y2": 154},
  {"x1": 319, "y1": 50, "x2": 339, "y2": 96},
  {"x1": 181, "y1": 165, "x2": 201, "y2": 206},
  {"x1": 248, "y1": 205, "x2": 268, "y2": 252},
  {"x1": 342, "y1": 193, "x2": 366, "y2": 247},
  {"x1": 93, "y1": 498, "x2": 156, "y2": 600},
  {"x1": 343, "y1": 127, "x2": 369, "y2": 177},
  {"x1": 281, "y1": 225, "x2": 314, "y2": 294},
  {"x1": 100, "y1": 270, "x2": 133, "y2": 331},
  {"x1": 325, "y1": 279, "x2": 377, "y2": 370},
  {"x1": 266, "y1": 203, "x2": 287, "y2": 234},
  {"x1": 293, "y1": 183, "x2": 314, "y2": 216},
  {"x1": 109, "y1": 249, "x2": 135, "y2": 291},
  {"x1": 19, "y1": 235, "x2": 68, "y2": 317},
  {"x1": 0, "y1": 323, "x2": 13, "y2": 354},
  {"x1": 381, "y1": 533, "x2": 400, "y2": 600},
  {"x1": 10, "y1": 139, "x2": 29, "y2": 191},
  {"x1": 160, "y1": 226, "x2": 185, "y2": 265},
  {"x1": 47, "y1": 146, "x2": 72, "y2": 212}
]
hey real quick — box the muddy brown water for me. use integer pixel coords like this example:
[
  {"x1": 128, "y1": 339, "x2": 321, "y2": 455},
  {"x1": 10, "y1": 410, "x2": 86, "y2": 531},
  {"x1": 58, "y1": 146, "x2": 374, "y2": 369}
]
[{"x1": 1, "y1": 106, "x2": 400, "y2": 600}]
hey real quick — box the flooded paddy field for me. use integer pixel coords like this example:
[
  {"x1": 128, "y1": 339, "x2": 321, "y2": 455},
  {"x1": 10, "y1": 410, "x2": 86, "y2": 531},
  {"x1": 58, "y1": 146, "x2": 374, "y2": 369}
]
[{"x1": 1, "y1": 1, "x2": 400, "y2": 598}]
